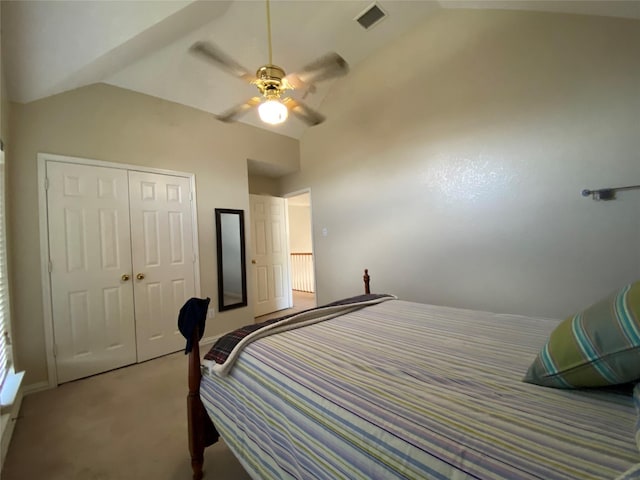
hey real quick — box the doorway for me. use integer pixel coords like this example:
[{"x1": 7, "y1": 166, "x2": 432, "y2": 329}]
[
  {"x1": 285, "y1": 191, "x2": 316, "y2": 312},
  {"x1": 249, "y1": 190, "x2": 317, "y2": 321}
]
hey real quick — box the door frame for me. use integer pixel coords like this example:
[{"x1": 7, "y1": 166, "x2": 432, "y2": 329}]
[
  {"x1": 283, "y1": 188, "x2": 317, "y2": 304},
  {"x1": 37, "y1": 152, "x2": 201, "y2": 389}
]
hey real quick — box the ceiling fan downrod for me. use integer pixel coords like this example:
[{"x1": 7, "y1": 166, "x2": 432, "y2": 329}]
[{"x1": 265, "y1": 0, "x2": 274, "y2": 66}]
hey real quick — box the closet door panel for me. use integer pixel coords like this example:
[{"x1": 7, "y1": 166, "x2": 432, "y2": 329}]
[
  {"x1": 128, "y1": 171, "x2": 196, "y2": 361},
  {"x1": 47, "y1": 161, "x2": 137, "y2": 383}
]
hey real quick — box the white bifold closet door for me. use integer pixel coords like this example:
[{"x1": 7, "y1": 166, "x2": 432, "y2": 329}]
[
  {"x1": 128, "y1": 171, "x2": 195, "y2": 362},
  {"x1": 47, "y1": 161, "x2": 196, "y2": 383}
]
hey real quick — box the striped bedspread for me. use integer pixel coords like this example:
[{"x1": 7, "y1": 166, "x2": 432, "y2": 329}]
[
  {"x1": 204, "y1": 294, "x2": 395, "y2": 376},
  {"x1": 200, "y1": 300, "x2": 638, "y2": 479}
]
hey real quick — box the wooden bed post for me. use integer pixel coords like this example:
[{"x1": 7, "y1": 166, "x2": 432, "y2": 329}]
[
  {"x1": 364, "y1": 269, "x2": 370, "y2": 294},
  {"x1": 188, "y1": 326, "x2": 219, "y2": 480}
]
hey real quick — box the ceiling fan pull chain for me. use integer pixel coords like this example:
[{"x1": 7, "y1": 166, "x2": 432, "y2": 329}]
[{"x1": 266, "y1": 0, "x2": 273, "y2": 65}]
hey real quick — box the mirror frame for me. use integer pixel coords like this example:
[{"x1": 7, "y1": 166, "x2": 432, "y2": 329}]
[{"x1": 215, "y1": 208, "x2": 247, "y2": 312}]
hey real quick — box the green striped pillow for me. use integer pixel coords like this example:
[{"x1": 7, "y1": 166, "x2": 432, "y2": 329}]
[{"x1": 524, "y1": 281, "x2": 640, "y2": 388}]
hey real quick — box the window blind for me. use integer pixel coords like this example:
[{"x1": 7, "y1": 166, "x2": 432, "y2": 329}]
[{"x1": 0, "y1": 148, "x2": 11, "y2": 390}]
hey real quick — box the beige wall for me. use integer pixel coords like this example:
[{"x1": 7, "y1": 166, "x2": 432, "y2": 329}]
[
  {"x1": 9, "y1": 83, "x2": 299, "y2": 386},
  {"x1": 281, "y1": 9, "x2": 640, "y2": 318},
  {"x1": 288, "y1": 205, "x2": 312, "y2": 253},
  {"x1": 247, "y1": 174, "x2": 280, "y2": 196},
  {"x1": 0, "y1": 60, "x2": 8, "y2": 147},
  {"x1": 0, "y1": 90, "x2": 7, "y2": 150}
]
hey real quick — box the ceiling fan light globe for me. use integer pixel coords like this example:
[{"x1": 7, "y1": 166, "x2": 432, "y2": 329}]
[{"x1": 258, "y1": 100, "x2": 288, "y2": 125}]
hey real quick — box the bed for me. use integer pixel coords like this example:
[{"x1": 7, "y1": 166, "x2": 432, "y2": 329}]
[{"x1": 185, "y1": 271, "x2": 640, "y2": 479}]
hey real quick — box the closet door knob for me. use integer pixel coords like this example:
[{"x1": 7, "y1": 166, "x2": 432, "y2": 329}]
[
  {"x1": 121, "y1": 274, "x2": 130, "y2": 281},
  {"x1": 136, "y1": 273, "x2": 145, "y2": 280}
]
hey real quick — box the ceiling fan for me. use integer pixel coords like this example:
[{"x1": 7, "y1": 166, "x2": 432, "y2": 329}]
[{"x1": 190, "y1": 0, "x2": 349, "y2": 126}]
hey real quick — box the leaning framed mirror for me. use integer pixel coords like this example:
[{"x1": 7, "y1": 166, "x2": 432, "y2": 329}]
[{"x1": 215, "y1": 208, "x2": 247, "y2": 312}]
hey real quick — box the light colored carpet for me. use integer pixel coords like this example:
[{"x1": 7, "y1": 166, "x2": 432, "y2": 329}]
[{"x1": 2, "y1": 352, "x2": 253, "y2": 480}]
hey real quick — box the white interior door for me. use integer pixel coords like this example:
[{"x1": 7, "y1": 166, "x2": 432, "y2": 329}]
[
  {"x1": 128, "y1": 171, "x2": 196, "y2": 362},
  {"x1": 250, "y1": 194, "x2": 291, "y2": 317},
  {"x1": 47, "y1": 162, "x2": 137, "y2": 383}
]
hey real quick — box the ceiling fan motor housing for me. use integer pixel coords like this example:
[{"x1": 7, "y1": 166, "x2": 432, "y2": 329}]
[{"x1": 256, "y1": 64, "x2": 286, "y2": 97}]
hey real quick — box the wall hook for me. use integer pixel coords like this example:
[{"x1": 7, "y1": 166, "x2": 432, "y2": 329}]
[{"x1": 582, "y1": 184, "x2": 640, "y2": 201}]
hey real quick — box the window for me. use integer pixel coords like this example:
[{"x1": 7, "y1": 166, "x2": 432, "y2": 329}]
[{"x1": 0, "y1": 144, "x2": 12, "y2": 391}]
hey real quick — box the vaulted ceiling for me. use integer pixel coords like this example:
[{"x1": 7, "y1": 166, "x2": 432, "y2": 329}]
[{"x1": 2, "y1": 0, "x2": 639, "y2": 140}]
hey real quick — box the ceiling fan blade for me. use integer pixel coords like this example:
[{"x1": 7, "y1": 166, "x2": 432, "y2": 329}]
[
  {"x1": 190, "y1": 41, "x2": 255, "y2": 83},
  {"x1": 216, "y1": 97, "x2": 262, "y2": 123},
  {"x1": 283, "y1": 98, "x2": 325, "y2": 126},
  {"x1": 284, "y1": 52, "x2": 349, "y2": 90}
]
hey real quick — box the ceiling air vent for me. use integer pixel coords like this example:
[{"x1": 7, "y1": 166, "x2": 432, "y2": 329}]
[{"x1": 355, "y1": 3, "x2": 387, "y2": 30}]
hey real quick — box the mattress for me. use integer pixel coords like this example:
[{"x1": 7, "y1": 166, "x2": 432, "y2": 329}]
[{"x1": 200, "y1": 299, "x2": 638, "y2": 479}]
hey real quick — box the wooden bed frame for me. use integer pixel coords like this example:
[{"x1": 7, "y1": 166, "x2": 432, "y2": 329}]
[{"x1": 186, "y1": 269, "x2": 371, "y2": 479}]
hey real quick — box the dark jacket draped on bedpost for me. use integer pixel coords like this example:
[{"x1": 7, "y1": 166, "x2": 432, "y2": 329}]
[
  {"x1": 178, "y1": 297, "x2": 219, "y2": 480},
  {"x1": 178, "y1": 297, "x2": 210, "y2": 354}
]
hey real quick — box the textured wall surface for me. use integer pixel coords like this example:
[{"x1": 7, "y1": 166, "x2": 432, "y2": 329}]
[{"x1": 281, "y1": 9, "x2": 640, "y2": 318}]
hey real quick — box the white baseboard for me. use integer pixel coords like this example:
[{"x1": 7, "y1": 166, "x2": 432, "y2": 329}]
[{"x1": 22, "y1": 381, "x2": 51, "y2": 396}]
